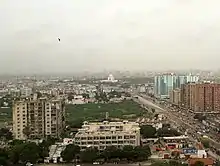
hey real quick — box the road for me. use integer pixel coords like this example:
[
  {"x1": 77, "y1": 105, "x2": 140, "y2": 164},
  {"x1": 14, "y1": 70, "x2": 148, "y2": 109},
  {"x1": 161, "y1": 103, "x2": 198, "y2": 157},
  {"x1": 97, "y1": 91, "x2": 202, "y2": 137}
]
[{"x1": 135, "y1": 95, "x2": 220, "y2": 160}]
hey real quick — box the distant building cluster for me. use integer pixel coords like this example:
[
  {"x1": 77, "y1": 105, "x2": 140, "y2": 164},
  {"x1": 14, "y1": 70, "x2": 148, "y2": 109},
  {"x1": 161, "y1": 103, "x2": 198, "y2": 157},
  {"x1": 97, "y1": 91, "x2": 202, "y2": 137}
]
[
  {"x1": 74, "y1": 120, "x2": 140, "y2": 150},
  {"x1": 154, "y1": 73, "x2": 199, "y2": 99}
]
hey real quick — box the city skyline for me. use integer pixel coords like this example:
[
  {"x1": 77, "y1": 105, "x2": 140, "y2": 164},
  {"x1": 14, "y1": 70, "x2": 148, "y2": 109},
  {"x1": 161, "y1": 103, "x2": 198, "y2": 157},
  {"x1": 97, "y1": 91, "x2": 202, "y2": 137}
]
[{"x1": 1, "y1": 0, "x2": 220, "y2": 74}]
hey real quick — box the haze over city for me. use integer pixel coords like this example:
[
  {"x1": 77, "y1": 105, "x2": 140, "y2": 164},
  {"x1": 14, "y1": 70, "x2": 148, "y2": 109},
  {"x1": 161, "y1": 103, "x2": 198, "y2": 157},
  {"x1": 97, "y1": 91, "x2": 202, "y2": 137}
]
[{"x1": 1, "y1": 0, "x2": 220, "y2": 74}]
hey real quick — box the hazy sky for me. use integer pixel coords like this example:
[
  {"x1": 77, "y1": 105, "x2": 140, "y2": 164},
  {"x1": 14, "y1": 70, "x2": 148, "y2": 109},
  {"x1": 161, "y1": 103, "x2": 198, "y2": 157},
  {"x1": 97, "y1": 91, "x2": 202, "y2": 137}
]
[{"x1": 1, "y1": 0, "x2": 220, "y2": 74}]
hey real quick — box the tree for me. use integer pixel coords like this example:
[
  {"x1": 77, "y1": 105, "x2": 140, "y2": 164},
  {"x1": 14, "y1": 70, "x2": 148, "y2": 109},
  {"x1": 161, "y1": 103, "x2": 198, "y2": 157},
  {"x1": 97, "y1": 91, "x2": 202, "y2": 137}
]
[
  {"x1": 122, "y1": 145, "x2": 135, "y2": 161},
  {"x1": 201, "y1": 139, "x2": 209, "y2": 149},
  {"x1": 157, "y1": 127, "x2": 181, "y2": 137},
  {"x1": 9, "y1": 142, "x2": 40, "y2": 164},
  {"x1": 102, "y1": 146, "x2": 123, "y2": 161},
  {"x1": 133, "y1": 146, "x2": 151, "y2": 161},
  {"x1": 19, "y1": 142, "x2": 41, "y2": 164},
  {"x1": 9, "y1": 139, "x2": 24, "y2": 146},
  {"x1": 23, "y1": 125, "x2": 31, "y2": 139},
  {"x1": 38, "y1": 140, "x2": 50, "y2": 160},
  {"x1": 0, "y1": 148, "x2": 9, "y2": 166},
  {"x1": 82, "y1": 93, "x2": 90, "y2": 99},
  {"x1": 61, "y1": 144, "x2": 80, "y2": 162},
  {"x1": 80, "y1": 147, "x2": 99, "y2": 163},
  {"x1": 140, "y1": 125, "x2": 157, "y2": 138},
  {"x1": 0, "y1": 128, "x2": 13, "y2": 140},
  {"x1": 194, "y1": 161, "x2": 204, "y2": 166}
]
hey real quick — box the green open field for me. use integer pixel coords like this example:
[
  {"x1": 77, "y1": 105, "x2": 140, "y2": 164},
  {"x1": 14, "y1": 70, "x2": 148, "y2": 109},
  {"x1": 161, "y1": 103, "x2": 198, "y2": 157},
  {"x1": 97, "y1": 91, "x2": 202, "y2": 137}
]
[
  {"x1": 0, "y1": 107, "x2": 12, "y2": 126},
  {"x1": 66, "y1": 100, "x2": 148, "y2": 125},
  {"x1": 0, "y1": 100, "x2": 149, "y2": 126}
]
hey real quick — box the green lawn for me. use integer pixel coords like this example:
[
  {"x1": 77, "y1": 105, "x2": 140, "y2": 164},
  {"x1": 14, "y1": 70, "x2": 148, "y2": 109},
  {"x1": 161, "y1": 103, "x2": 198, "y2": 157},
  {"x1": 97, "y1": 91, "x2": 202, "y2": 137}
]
[
  {"x1": 0, "y1": 100, "x2": 148, "y2": 126},
  {"x1": 0, "y1": 107, "x2": 12, "y2": 123},
  {"x1": 66, "y1": 100, "x2": 147, "y2": 124}
]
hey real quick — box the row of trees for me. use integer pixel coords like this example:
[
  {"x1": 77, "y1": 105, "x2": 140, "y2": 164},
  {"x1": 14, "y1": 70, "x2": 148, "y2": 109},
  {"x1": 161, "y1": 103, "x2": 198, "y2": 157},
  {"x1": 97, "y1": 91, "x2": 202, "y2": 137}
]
[
  {"x1": 61, "y1": 144, "x2": 151, "y2": 163},
  {"x1": 150, "y1": 160, "x2": 206, "y2": 166},
  {"x1": 0, "y1": 137, "x2": 56, "y2": 166},
  {"x1": 140, "y1": 125, "x2": 181, "y2": 138}
]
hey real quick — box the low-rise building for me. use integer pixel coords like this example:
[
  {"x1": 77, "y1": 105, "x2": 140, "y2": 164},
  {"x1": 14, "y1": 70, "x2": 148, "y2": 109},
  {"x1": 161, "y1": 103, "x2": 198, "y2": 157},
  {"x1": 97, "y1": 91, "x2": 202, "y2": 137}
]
[{"x1": 74, "y1": 120, "x2": 140, "y2": 150}]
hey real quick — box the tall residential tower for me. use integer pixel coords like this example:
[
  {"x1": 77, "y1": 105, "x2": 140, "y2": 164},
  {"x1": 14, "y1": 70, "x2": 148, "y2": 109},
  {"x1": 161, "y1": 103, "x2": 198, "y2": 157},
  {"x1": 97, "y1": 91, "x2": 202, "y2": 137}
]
[{"x1": 12, "y1": 94, "x2": 65, "y2": 140}]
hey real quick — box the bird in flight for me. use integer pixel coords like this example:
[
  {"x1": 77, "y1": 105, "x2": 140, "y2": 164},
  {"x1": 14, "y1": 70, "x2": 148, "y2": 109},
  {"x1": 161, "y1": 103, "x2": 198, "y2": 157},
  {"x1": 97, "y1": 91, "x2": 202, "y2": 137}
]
[{"x1": 58, "y1": 38, "x2": 60, "y2": 42}]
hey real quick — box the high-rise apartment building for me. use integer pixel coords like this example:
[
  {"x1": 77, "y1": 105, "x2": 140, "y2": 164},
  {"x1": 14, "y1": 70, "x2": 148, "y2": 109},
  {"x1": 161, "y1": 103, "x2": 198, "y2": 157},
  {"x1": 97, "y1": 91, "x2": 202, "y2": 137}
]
[
  {"x1": 181, "y1": 83, "x2": 220, "y2": 112},
  {"x1": 74, "y1": 120, "x2": 140, "y2": 150},
  {"x1": 169, "y1": 88, "x2": 181, "y2": 106},
  {"x1": 154, "y1": 73, "x2": 199, "y2": 99},
  {"x1": 13, "y1": 94, "x2": 65, "y2": 140}
]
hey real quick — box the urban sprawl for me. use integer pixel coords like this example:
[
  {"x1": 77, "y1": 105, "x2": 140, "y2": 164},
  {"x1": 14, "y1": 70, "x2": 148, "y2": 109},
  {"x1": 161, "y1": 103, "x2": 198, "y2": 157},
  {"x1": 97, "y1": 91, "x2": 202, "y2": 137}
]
[{"x1": 0, "y1": 73, "x2": 220, "y2": 166}]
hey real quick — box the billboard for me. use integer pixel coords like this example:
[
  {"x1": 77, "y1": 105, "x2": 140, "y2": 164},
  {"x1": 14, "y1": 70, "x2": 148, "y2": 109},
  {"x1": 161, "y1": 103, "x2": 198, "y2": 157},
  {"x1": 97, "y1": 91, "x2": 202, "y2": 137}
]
[{"x1": 183, "y1": 148, "x2": 197, "y2": 154}]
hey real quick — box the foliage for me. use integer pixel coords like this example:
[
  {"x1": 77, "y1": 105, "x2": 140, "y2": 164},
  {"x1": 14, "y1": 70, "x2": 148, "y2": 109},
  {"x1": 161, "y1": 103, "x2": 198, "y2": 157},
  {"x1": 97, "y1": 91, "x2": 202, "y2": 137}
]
[
  {"x1": 7, "y1": 137, "x2": 56, "y2": 164},
  {"x1": 9, "y1": 142, "x2": 41, "y2": 164},
  {"x1": 95, "y1": 91, "x2": 109, "y2": 102},
  {"x1": 157, "y1": 127, "x2": 181, "y2": 137},
  {"x1": 0, "y1": 148, "x2": 9, "y2": 166},
  {"x1": 61, "y1": 144, "x2": 80, "y2": 162},
  {"x1": 0, "y1": 128, "x2": 13, "y2": 140},
  {"x1": 194, "y1": 161, "x2": 204, "y2": 166},
  {"x1": 140, "y1": 125, "x2": 157, "y2": 138},
  {"x1": 80, "y1": 147, "x2": 99, "y2": 163},
  {"x1": 150, "y1": 160, "x2": 187, "y2": 166},
  {"x1": 201, "y1": 139, "x2": 210, "y2": 149},
  {"x1": 82, "y1": 93, "x2": 90, "y2": 99},
  {"x1": 0, "y1": 107, "x2": 12, "y2": 123},
  {"x1": 23, "y1": 125, "x2": 31, "y2": 139},
  {"x1": 80, "y1": 145, "x2": 151, "y2": 163}
]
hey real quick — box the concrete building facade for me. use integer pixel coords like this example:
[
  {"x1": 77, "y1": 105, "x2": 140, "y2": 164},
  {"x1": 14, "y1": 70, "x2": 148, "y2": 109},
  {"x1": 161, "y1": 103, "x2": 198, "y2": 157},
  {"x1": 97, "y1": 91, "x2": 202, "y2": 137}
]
[
  {"x1": 181, "y1": 83, "x2": 220, "y2": 112},
  {"x1": 169, "y1": 88, "x2": 181, "y2": 106},
  {"x1": 13, "y1": 95, "x2": 65, "y2": 140},
  {"x1": 74, "y1": 120, "x2": 140, "y2": 150}
]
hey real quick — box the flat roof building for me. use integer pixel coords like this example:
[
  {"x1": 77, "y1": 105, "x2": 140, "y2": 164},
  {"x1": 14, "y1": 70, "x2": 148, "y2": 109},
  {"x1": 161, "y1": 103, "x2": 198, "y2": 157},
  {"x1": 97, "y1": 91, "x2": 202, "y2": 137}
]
[
  {"x1": 13, "y1": 94, "x2": 65, "y2": 140},
  {"x1": 74, "y1": 120, "x2": 140, "y2": 150}
]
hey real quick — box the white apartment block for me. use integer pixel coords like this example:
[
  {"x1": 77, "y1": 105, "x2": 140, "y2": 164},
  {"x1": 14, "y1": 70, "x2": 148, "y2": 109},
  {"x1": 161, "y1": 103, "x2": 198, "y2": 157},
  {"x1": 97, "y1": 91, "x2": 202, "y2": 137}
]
[
  {"x1": 13, "y1": 95, "x2": 65, "y2": 140},
  {"x1": 74, "y1": 120, "x2": 140, "y2": 150}
]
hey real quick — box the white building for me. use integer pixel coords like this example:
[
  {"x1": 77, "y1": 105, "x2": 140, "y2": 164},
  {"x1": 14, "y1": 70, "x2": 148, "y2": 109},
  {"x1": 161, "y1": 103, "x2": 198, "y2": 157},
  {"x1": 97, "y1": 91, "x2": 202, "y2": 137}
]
[
  {"x1": 74, "y1": 120, "x2": 140, "y2": 150},
  {"x1": 100, "y1": 74, "x2": 118, "y2": 83}
]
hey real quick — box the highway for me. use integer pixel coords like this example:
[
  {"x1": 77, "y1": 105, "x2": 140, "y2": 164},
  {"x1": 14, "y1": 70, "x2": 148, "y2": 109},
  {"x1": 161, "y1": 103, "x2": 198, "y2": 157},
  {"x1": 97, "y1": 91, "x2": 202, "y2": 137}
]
[{"x1": 135, "y1": 95, "x2": 220, "y2": 160}]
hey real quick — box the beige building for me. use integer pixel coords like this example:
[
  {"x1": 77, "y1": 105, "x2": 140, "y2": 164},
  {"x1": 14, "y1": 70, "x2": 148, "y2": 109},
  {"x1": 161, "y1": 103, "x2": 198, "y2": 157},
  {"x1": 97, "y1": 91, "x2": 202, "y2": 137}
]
[
  {"x1": 169, "y1": 88, "x2": 181, "y2": 106},
  {"x1": 13, "y1": 94, "x2": 65, "y2": 140},
  {"x1": 74, "y1": 120, "x2": 140, "y2": 150}
]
